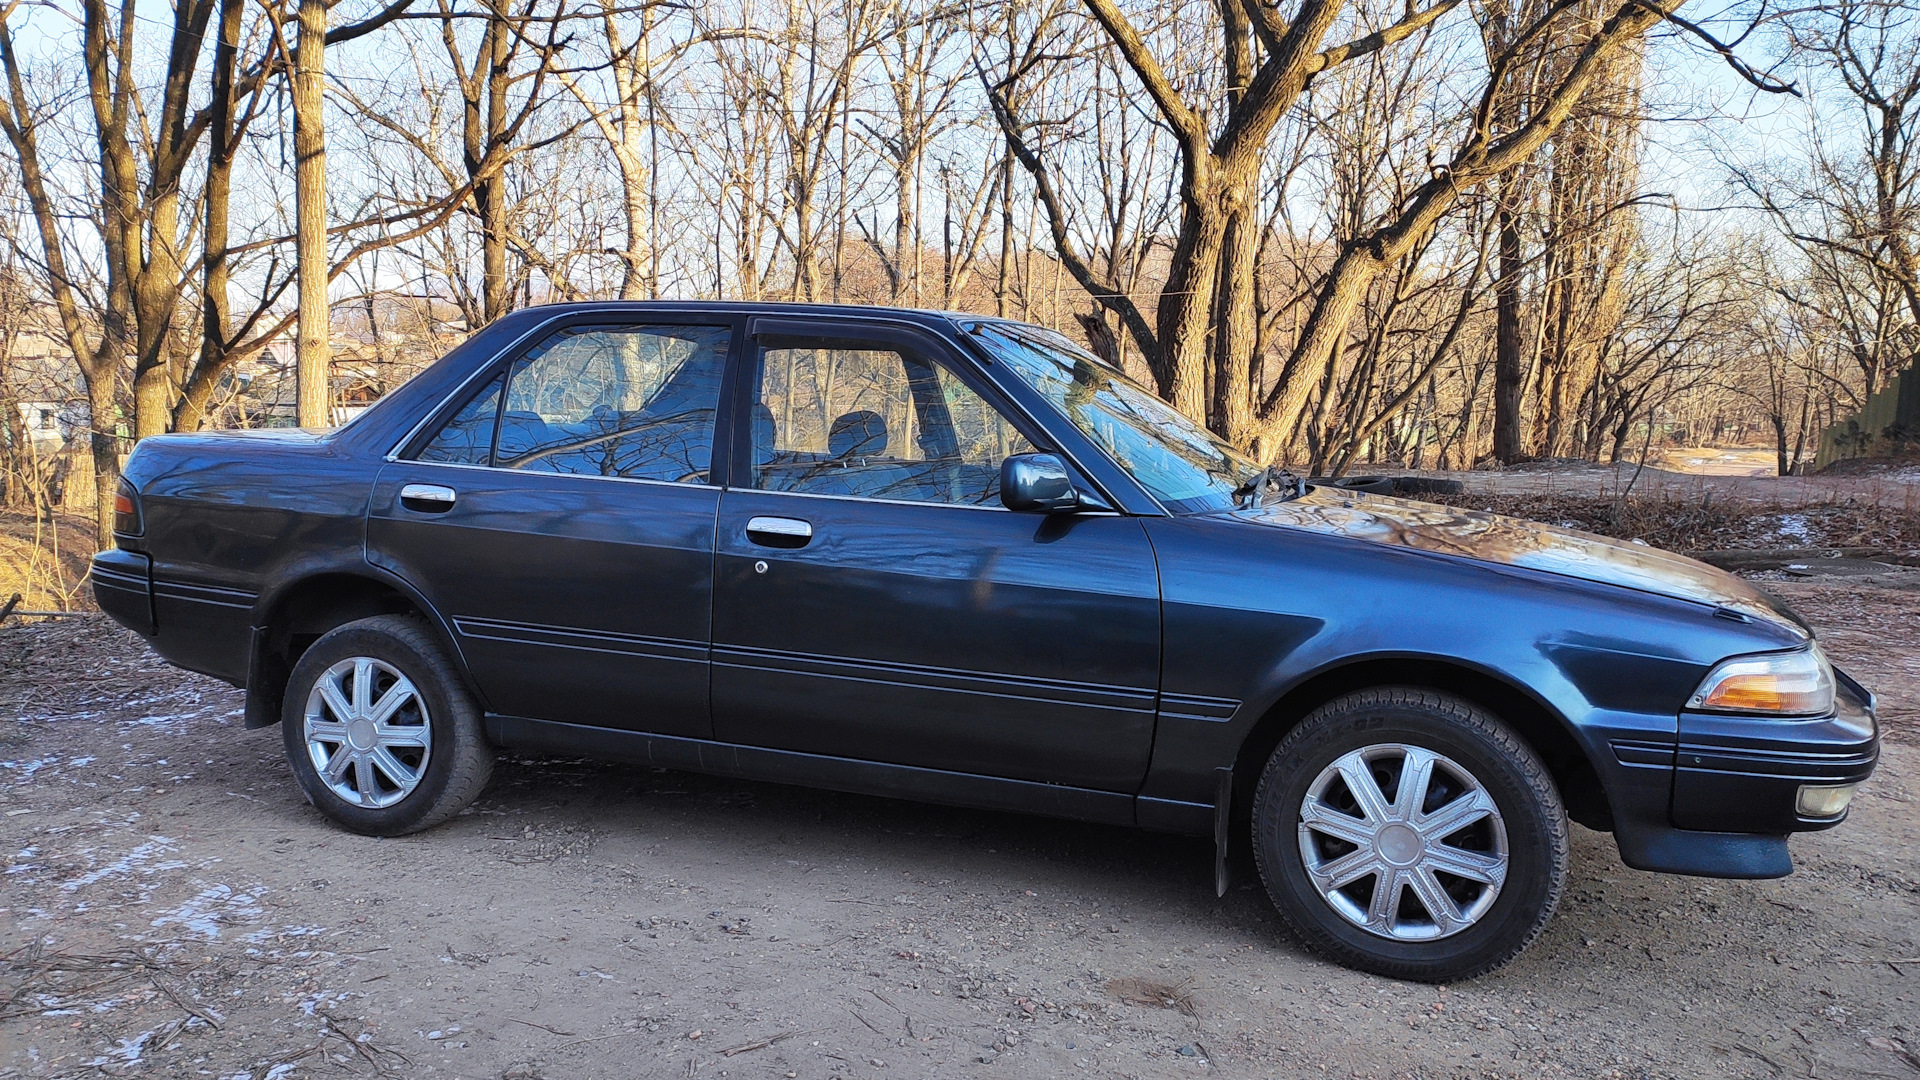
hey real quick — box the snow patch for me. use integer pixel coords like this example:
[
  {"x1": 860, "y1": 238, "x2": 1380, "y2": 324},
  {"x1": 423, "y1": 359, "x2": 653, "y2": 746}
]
[
  {"x1": 127, "y1": 708, "x2": 217, "y2": 727},
  {"x1": 1772, "y1": 513, "x2": 1814, "y2": 543},
  {"x1": 84, "y1": 1023, "x2": 169, "y2": 1067},
  {"x1": 61, "y1": 837, "x2": 182, "y2": 892},
  {"x1": 150, "y1": 882, "x2": 264, "y2": 938},
  {"x1": 245, "y1": 924, "x2": 329, "y2": 943},
  {"x1": 1, "y1": 756, "x2": 61, "y2": 781}
]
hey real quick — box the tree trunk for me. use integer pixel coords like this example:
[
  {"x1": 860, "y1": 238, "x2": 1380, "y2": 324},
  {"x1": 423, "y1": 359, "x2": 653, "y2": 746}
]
[
  {"x1": 1211, "y1": 192, "x2": 1259, "y2": 444},
  {"x1": 1459, "y1": 360, "x2": 1486, "y2": 469},
  {"x1": 1152, "y1": 190, "x2": 1227, "y2": 418},
  {"x1": 293, "y1": 0, "x2": 330, "y2": 428},
  {"x1": 178, "y1": 0, "x2": 246, "y2": 434},
  {"x1": 477, "y1": 15, "x2": 512, "y2": 321},
  {"x1": 1493, "y1": 197, "x2": 1526, "y2": 463},
  {"x1": 87, "y1": 377, "x2": 119, "y2": 544},
  {"x1": 130, "y1": 183, "x2": 184, "y2": 439}
]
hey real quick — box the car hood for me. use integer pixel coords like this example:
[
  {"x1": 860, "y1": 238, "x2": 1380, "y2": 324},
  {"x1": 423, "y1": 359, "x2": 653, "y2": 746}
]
[{"x1": 1235, "y1": 488, "x2": 1807, "y2": 636}]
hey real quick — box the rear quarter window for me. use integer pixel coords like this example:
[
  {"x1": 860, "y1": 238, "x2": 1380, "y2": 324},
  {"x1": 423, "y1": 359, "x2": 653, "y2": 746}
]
[{"x1": 416, "y1": 374, "x2": 504, "y2": 464}]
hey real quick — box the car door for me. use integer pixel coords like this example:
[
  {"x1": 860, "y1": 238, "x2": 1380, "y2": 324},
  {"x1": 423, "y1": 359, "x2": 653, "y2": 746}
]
[
  {"x1": 368, "y1": 317, "x2": 738, "y2": 739},
  {"x1": 709, "y1": 320, "x2": 1161, "y2": 792}
]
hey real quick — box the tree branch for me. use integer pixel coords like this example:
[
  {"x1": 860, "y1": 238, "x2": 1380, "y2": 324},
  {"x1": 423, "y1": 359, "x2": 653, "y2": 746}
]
[
  {"x1": 983, "y1": 72, "x2": 1160, "y2": 363},
  {"x1": 1630, "y1": 0, "x2": 1799, "y2": 96},
  {"x1": 1309, "y1": 0, "x2": 1464, "y2": 76},
  {"x1": 1076, "y1": 0, "x2": 1207, "y2": 158}
]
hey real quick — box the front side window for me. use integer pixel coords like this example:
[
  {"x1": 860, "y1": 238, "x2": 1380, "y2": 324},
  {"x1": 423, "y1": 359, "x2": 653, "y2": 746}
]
[
  {"x1": 750, "y1": 339, "x2": 1034, "y2": 506},
  {"x1": 413, "y1": 324, "x2": 730, "y2": 483},
  {"x1": 967, "y1": 322, "x2": 1257, "y2": 513}
]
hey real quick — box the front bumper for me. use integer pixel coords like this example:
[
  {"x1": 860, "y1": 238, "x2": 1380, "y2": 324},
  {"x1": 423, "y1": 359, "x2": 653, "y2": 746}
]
[
  {"x1": 1671, "y1": 667, "x2": 1879, "y2": 834},
  {"x1": 1601, "y1": 667, "x2": 1878, "y2": 879}
]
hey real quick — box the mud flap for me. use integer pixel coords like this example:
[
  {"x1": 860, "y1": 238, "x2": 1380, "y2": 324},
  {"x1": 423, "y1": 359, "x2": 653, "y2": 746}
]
[
  {"x1": 243, "y1": 625, "x2": 288, "y2": 729},
  {"x1": 1214, "y1": 767, "x2": 1232, "y2": 897}
]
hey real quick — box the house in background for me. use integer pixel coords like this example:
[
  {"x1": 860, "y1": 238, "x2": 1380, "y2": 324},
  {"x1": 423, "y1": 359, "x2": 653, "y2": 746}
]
[
  {"x1": 224, "y1": 305, "x2": 456, "y2": 426},
  {"x1": 4, "y1": 312, "x2": 92, "y2": 457},
  {"x1": 226, "y1": 334, "x2": 410, "y2": 428},
  {"x1": 14, "y1": 400, "x2": 89, "y2": 451}
]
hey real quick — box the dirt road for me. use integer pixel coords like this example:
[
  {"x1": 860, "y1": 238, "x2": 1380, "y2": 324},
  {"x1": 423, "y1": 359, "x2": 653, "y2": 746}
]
[{"x1": 3, "y1": 574, "x2": 1917, "y2": 1080}]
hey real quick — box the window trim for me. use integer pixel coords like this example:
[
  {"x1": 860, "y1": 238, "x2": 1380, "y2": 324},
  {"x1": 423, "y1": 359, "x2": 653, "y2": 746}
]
[
  {"x1": 386, "y1": 310, "x2": 570, "y2": 462},
  {"x1": 411, "y1": 370, "x2": 506, "y2": 467},
  {"x1": 723, "y1": 484, "x2": 1022, "y2": 513},
  {"x1": 380, "y1": 456, "x2": 728, "y2": 494}
]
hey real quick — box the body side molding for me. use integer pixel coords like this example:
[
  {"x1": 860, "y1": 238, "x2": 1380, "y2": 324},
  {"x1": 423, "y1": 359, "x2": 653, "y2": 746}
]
[{"x1": 486, "y1": 714, "x2": 1141, "y2": 827}]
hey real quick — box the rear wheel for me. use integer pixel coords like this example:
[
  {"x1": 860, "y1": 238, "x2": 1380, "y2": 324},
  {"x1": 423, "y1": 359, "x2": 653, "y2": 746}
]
[
  {"x1": 1251, "y1": 688, "x2": 1568, "y2": 982},
  {"x1": 281, "y1": 615, "x2": 493, "y2": 836}
]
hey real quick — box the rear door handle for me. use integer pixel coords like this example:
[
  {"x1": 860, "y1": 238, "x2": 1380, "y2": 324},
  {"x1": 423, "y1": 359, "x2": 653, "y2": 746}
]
[
  {"x1": 745, "y1": 516, "x2": 812, "y2": 547},
  {"x1": 399, "y1": 484, "x2": 457, "y2": 512}
]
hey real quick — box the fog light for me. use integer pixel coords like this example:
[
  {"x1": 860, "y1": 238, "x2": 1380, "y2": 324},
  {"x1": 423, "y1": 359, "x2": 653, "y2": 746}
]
[{"x1": 1796, "y1": 783, "x2": 1857, "y2": 818}]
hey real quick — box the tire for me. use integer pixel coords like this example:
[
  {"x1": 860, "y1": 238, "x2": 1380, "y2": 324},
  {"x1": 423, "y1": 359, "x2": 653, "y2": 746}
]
[
  {"x1": 280, "y1": 615, "x2": 493, "y2": 836},
  {"x1": 1309, "y1": 475, "x2": 1398, "y2": 495},
  {"x1": 1251, "y1": 688, "x2": 1568, "y2": 982},
  {"x1": 1390, "y1": 476, "x2": 1465, "y2": 496}
]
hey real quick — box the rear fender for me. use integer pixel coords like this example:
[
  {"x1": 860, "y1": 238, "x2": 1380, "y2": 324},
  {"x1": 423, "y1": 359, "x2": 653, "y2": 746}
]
[{"x1": 244, "y1": 560, "x2": 474, "y2": 728}]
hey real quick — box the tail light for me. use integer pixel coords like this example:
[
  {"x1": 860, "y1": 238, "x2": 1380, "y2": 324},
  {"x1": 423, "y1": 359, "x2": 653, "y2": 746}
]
[{"x1": 113, "y1": 478, "x2": 144, "y2": 536}]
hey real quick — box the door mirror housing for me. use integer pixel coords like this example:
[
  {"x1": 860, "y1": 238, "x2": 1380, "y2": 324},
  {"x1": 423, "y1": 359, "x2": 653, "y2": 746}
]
[{"x1": 1001, "y1": 453, "x2": 1107, "y2": 513}]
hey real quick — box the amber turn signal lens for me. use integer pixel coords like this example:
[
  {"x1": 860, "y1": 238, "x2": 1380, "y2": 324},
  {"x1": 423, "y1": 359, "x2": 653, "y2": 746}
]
[
  {"x1": 112, "y1": 480, "x2": 143, "y2": 537},
  {"x1": 1688, "y1": 646, "x2": 1835, "y2": 716}
]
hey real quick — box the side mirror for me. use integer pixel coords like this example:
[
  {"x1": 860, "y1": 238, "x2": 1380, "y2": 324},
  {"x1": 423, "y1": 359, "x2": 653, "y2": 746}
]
[{"x1": 1000, "y1": 453, "x2": 1084, "y2": 513}]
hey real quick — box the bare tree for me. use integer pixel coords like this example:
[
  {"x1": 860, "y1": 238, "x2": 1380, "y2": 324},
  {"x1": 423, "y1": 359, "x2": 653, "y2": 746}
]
[{"x1": 0, "y1": 0, "x2": 225, "y2": 536}]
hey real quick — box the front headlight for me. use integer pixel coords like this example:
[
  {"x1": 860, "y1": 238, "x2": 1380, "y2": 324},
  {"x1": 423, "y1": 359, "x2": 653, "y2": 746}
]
[{"x1": 1687, "y1": 644, "x2": 1835, "y2": 716}]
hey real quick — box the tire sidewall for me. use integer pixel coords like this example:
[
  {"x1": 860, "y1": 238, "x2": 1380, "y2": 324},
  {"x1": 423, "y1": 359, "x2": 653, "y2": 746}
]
[
  {"x1": 1253, "y1": 694, "x2": 1564, "y2": 980},
  {"x1": 281, "y1": 619, "x2": 473, "y2": 835}
]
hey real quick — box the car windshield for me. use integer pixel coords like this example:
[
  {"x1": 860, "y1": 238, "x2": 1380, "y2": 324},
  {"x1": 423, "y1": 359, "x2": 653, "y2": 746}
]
[{"x1": 966, "y1": 321, "x2": 1259, "y2": 513}]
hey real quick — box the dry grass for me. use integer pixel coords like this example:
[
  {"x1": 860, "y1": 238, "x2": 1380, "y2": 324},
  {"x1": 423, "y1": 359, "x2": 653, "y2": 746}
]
[
  {"x1": 0, "y1": 507, "x2": 95, "y2": 612},
  {"x1": 1423, "y1": 490, "x2": 1920, "y2": 555},
  {"x1": 1104, "y1": 976, "x2": 1199, "y2": 1017}
]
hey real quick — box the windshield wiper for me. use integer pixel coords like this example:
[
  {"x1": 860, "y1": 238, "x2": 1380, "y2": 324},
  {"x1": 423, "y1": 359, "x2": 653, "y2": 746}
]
[{"x1": 1233, "y1": 466, "x2": 1307, "y2": 508}]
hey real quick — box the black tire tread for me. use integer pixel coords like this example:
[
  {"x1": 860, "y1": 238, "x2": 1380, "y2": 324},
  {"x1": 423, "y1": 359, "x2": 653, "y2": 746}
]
[
  {"x1": 1250, "y1": 687, "x2": 1569, "y2": 983},
  {"x1": 282, "y1": 614, "x2": 493, "y2": 836}
]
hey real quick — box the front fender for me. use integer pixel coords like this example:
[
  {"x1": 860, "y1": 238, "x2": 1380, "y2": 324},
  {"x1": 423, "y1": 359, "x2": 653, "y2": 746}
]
[{"x1": 1136, "y1": 514, "x2": 1795, "y2": 818}]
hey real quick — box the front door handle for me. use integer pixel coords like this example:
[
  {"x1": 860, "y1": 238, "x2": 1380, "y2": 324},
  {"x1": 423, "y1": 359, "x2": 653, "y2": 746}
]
[
  {"x1": 746, "y1": 516, "x2": 812, "y2": 547},
  {"x1": 399, "y1": 483, "x2": 457, "y2": 512}
]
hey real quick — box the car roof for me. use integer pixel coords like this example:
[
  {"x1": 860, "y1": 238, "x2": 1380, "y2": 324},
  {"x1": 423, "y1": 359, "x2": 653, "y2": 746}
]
[{"x1": 507, "y1": 299, "x2": 1016, "y2": 329}]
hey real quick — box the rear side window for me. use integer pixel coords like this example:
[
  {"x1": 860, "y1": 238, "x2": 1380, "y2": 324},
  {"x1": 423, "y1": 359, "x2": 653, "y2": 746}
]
[
  {"x1": 497, "y1": 325, "x2": 730, "y2": 483},
  {"x1": 409, "y1": 324, "x2": 731, "y2": 484},
  {"x1": 416, "y1": 374, "x2": 503, "y2": 464}
]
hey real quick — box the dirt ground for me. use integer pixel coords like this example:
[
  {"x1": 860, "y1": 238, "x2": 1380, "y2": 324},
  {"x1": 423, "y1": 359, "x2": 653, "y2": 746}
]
[{"x1": 0, "y1": 568, "x2": 1916, "y2": 1080}]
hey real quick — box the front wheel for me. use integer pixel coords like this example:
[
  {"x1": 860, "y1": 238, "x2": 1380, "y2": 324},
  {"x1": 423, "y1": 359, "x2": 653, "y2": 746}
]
[
  {"x1": 1251, "y1": 688, "x2": 1568, "y2": 982},
  {"x1": 281, "y1": 615, "x2": 494, "y2": 836}
]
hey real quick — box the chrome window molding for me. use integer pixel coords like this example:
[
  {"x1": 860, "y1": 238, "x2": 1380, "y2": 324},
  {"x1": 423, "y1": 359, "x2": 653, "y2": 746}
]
[
  {"x1": 385, "y1": 457, "x2": 717, "y2": 492},
  {"x1": 736, "y1": 485, "x2": 1016, "y2": 513}
]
